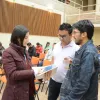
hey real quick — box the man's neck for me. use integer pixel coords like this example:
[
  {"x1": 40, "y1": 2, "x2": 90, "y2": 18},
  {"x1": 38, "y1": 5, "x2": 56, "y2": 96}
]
[
  {"x1": 81, "y1": 38, "x2": 89, "y2": 46},
  {"x1": 61, "y1": 41, "x2": 71, "y2": 48}
]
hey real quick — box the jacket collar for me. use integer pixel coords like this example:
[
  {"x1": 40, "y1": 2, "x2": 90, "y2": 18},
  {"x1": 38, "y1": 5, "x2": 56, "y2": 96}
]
[
  {"x1": 76, "y1": 40, "x2": 93, "y2": 55},
  {"x1": 10, "y1": 43, "x2": 26, "y2": 56}
]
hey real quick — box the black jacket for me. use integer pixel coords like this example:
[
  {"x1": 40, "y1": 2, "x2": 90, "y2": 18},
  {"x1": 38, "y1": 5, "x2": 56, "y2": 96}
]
[{"x1": 28, "y1": 46, "x2": 36, "y2": 57}]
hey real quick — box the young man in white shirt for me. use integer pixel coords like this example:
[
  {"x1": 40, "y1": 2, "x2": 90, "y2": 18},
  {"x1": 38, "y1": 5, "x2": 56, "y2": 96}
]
[{"x1": 48, "y1": 23, "x2": 79, "y2": 100}]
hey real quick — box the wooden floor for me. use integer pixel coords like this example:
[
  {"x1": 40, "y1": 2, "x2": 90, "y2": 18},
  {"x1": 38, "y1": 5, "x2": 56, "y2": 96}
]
[{"x1": 0, "y1": 82, "x2": 100, "y2": 100}]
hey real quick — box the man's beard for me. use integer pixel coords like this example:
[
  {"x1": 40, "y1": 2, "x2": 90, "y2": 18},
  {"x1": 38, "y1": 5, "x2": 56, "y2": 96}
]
[
  {"x1": 75, "y1": 39, "x2": 82, "y2": 45},
  {"x1": 76, "y1": 42, "x2": 81, "y2": 45}
]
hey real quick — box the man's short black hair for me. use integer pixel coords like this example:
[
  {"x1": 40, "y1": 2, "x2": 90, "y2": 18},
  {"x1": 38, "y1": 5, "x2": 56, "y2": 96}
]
[
  {"x1": 59, "y1": 23, "x2": 72, "y2": 34},
  {"x1": 53, "y1": 43, "x2": 56, "y2": 45},
  {"x1": 27, "y1": 42, "x2": 31, "y2": 46},
  {"x1": 73, "y1": 20, "x2": 94, "y2": 40},
  {"x1": 47, "y1": 42, "x2": 50, "y2": 44},
  {"x1": 36, "y1": 42, "x2": 40, "y2": 45}
]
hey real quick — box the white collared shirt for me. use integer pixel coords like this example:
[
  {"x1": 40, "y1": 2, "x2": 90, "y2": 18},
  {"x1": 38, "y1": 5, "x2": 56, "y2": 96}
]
[{"x1": 52, "y1": 41, "x2": 80, "y2": 83}]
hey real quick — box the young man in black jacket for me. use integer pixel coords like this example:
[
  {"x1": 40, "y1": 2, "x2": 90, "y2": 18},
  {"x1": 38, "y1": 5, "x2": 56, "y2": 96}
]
[{"x1": 27, "y1": 42, "x2": 36, "y2": 57}]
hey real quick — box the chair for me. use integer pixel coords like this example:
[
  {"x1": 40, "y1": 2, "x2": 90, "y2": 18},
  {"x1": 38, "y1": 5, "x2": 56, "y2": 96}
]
[
  {"x1": 34, "y1": 79, "x2": 42, "y2": 100},
  {"x1": 41, "y1": 60, "x2": 51, "y2": 92},
  {"x1": 0, "y1": 68, "x2": 5, "y2": 76},
  {"x1": 31, "y1": 57, "x2": 39, "y2": 65},
  {"x1": 0, "y1": 68, "x2": 6, "y2": 93},
  {"x1": 39, "y1": 53, "x2": 45, "y2": 60},
  {"x1": 45, "y1": 84, "x2": 49, "y2": 94},
  {"x1": 0, "y1": 69, "x2": 3, "y2": 75},
  {"x1": 43, "y1": 60, "x2": 51, "y2": 66},
  {"x1": 0, "y1": 75, "x2": 7, "y2": 93},
  {"x1": 0, "y1": 75, "x2": 7, "y2": 83}
]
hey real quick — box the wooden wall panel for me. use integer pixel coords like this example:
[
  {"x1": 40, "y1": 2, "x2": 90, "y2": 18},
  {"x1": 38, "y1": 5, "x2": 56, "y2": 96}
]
[{"x1": 0, "y1": 0, "x2": 61, "y2": 37}]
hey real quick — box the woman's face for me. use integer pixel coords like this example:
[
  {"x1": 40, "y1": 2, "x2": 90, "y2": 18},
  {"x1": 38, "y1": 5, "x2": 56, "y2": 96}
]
[{"x1": 23, "y1": 32, "x2": 29, "y2": 47}]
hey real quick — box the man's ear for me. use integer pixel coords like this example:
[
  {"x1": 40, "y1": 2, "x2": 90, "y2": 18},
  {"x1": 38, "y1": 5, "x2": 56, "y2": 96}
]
[{"x1": 81, "y1": 32, "x2": 87, "y2": 38}]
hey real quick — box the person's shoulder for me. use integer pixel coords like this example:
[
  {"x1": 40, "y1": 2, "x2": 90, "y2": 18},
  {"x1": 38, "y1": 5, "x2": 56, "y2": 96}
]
[
  {"x1": 71, "y1": 41, "x2": 80, "y2": 51},
  {"x1": 2, "y1": 46, "x2": 13, "y2": 57},
  {"x1": 85, "y1": 44, "x2": 97, "y2": 54},
  {"x1": 3, "y1": 46, "x2": 17, "y2": 56},
  {"x1": 4, "y1": 46, "x2": 12, "y2": 53}
]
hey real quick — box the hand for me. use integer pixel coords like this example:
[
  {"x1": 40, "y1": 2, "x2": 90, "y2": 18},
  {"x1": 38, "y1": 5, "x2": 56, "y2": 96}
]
[{"x1": 64, "y1": 57, "x2": 72, "y2": 64}]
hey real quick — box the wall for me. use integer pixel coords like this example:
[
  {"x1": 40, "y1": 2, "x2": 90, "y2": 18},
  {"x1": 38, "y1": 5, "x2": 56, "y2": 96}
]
[
  {"x1": 0, "y1": 33, "x2": 59, "y2": 49},
  {"x1": 65, "y1": 3, "x2": 83, "y2": 23},
  {"x1": 96, "y1": 0, "x2": 100, "y2": 15},
  {"x1": 71, "y1": 0, "x2": 82, "y2": 7},
  {"x1": 93, "y1": 27, "x2": 100, "y2": 45},
  {"x1": 83, "y1": 0, "x2": 88, "y2": 11},
  {"x1": 0, "y1": 0, "x2": 61, "y2": 37},
  {"x1": 1, "y1": 27, "x2": 100, "y2": 49},
  {"x1": 72, "y1": 0, "x2": 96, "y2": 11},
  {"x1": 26, "y1": 0, "x2": 81, "y2": 22},
  {"x1": 4, "y1": 0, "x2": 82, "y2": 23}
]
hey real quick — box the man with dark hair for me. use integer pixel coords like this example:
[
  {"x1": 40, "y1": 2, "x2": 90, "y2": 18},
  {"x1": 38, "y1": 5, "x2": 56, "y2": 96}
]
[
  {"x1": 27, "y1": 42, "x2": 36, "y2": 57},
  {"x1": 48, "y1": 23, "x2": 79, "y2": 100},
  {"x1": 60, "y1": 20, "x2": 99, "y2": 100}
]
